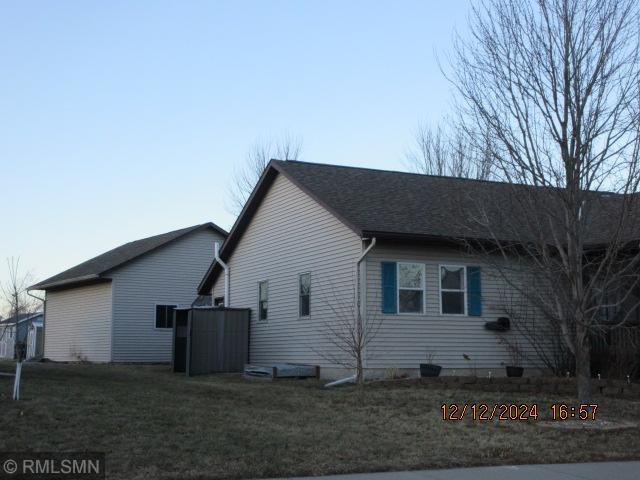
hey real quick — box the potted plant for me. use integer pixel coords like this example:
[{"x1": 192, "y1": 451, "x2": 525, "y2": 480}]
[
  {"x1": 420, "y1": 351, "x2": 442, "y2": 377},
  {"x1": 503, "y1": 339, "x2": 524, "y2": 377}
]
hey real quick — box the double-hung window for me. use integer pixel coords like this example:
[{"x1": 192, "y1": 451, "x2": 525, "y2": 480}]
[
  {"x1": 299, "y1": 273, "x2": 311, "y2": 317},
  {"x1": 155, "y1": 304, "x2": 177, "y2": 329},
  {"x1": 258, "y1": 281, "x2": 268, "y2": 321},
  {"x1": 397, "y1": 262, "x2": 425, "y2": 314},
  {"x1": 440, "y1": 265, "x2": 466, "y2": 315}
]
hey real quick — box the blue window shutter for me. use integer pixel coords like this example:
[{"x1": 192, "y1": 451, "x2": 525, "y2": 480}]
[
  {"x1": 467, "y1": 266, "x2": 482, "y2": 316},
  {"x1": 381, "y1": 262, "x2": 397, "y2": 314}
]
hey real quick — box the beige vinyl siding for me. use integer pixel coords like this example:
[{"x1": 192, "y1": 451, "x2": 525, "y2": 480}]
[
  {"x1": 110, "y1": 229, "x2": 224, "y2": 363},
  {"x1": 212, "y1": 173, "x2": 362, "y2": 367},
  {"x1": 365, "y1": 243, "x2": 541, "y2": 372},
  {"x1": 44, "y1": 282, "x2": 112, "y2": 362},
  {"x1": 212, "y1": 276, "x2": 224, "y2": 299}
]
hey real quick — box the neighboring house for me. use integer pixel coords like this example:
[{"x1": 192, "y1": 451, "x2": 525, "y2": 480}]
[
  {"x1": 31, "y1": 223, "x2": 227, "y2": 363},
  {"x1": 198, "y1": 160, "x2": 631, "y2": 378},
  {"x1": 0, "y1": 312, "x2": 44, "y2": 360}
]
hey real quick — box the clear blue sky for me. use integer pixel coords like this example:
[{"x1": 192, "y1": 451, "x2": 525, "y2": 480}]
[{"x1": 0, "y1": 0, "x2": 470, "y2": 299}]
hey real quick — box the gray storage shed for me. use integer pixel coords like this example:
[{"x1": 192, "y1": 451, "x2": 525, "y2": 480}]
[{"x1": 172, "y1": 307, "x2": 250, "y2": 376}]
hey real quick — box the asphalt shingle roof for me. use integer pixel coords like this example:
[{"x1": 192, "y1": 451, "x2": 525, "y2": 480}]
[
  {"x1": 198, "y1": 160, "x2": 640, "y2": 294},
  {"x1": 32, "y1": 222, "x2": 227, "y2": 290},
  {"x1": 274, "y1": 160, "x2": 639, "y2": 244}
]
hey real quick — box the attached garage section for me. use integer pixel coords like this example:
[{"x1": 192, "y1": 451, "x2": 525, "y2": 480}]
[{"x1": 44, "y1": 282, "x2": 113, "y2": 362}]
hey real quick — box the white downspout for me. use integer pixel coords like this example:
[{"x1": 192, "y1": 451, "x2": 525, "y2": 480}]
[
  {"x1": 27, "y1": 290, "x2": 45, "y2": 361},
  {"x1": 355, "y1": 237, "x2": 376, "y2": 337},
  {"x1": 324, "y1": 237, "x2": 376, "y2": 388},
  {"x1": 214, "y1": 242, "x2": 230, "y2": 307},
  {"x1": 358, "y1": 237, "x2": 375, "y2": 375}
]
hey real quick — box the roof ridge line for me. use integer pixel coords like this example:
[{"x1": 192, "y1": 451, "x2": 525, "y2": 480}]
[{"x1": 274, "y1": 159, "x2": 621, "y2": 194}]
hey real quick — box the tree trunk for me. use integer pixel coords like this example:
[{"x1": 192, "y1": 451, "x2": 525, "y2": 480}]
[
  {"x1": 575, "y1": 320, "x2": 592, "y2": 402},
  {"x1": 355, "y1": 349, "x2": 364, "y2": 385}
]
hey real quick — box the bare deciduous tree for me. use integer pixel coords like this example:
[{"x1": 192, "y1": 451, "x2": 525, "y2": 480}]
[
  {"x1": 405, "y1": 121, "x2": 494, "y2": 180},
  {"x1": 1, "y1": 257, "x2": 40, "y2": 321},
  {"x1": 450, "y1": 0, "x2": 640, "y2": 401},
  {"x1": 498, "y1": 289, "x2": 575, "y2": 376},
  {"x1": 227, "y1": 134, "x2": 302, "y2": 215},
  {"x1": 1, "y1": 257, "x2": 41, "y2": 400},
  {"x1": 313, "y1": 270, "x2": 383, "y2": 386}
]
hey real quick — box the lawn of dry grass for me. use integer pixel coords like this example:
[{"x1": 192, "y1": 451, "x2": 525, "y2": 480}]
[{"x1": 1, "y1": 361, "x2": 639, "y2": 479}]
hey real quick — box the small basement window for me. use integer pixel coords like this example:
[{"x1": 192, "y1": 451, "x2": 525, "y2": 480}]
[
  {"x1": 440, "y1": 265, "x2": 466, "y2": 315},
  {"x1": 299, "y1": 273, "x2": 311, "y2": 317},
  {"x1": 258, "y1": 281, "x2": 268, "y2": 321},
  {"x1": 397, "y1": 262, "x2": 425, "y2": 314},
  {"x1": 155, "y1": 304, "x2": 177, "y2": 329}
]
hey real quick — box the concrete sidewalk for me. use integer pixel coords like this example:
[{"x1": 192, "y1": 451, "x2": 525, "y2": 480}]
[{"x1": 276, "y1": 461, "x2": 640, "y2": 479}]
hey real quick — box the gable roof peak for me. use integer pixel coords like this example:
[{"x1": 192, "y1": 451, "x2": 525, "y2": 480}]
[
  {"x1": 197, "y1": 159, "x2": 637, "y2": 294},
  {"x1": 31, "y1": 222, "x2": 227, "y2": 291}
]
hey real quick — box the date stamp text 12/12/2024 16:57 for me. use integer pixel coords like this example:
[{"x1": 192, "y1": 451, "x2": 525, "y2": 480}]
[{"x1": 441, "y1": 403, "x2": 599, "y2": 421}]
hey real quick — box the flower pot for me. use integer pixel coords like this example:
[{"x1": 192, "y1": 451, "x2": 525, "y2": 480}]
[
  {"x1": 506, "y1": 366, "x2": 524, "y2": 377},
  {"x1": 420, "y1": 363, "x2": 442, "y2": 377}
]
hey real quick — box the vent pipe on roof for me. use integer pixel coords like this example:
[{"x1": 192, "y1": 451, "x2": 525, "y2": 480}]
[{"x1": 214, "y1": 242, "x2": 230, "y2": 307}]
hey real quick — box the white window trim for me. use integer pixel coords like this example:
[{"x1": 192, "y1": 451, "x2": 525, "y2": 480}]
[
  {"x1": 258, "y1": 280, "x2": 269, "y2": 322},
  {"x1": 298, "y1": 272, "x2": 311, "y2": 319},
  {"x1": 397, "y1": 262, "x2": 426, "y2": 315},
  {"x1": 154, "y1": 303, "x2": 178, "y2": 331},
  {"x1": 439, "y1": 264, "x2": 467, "y2": 316}
]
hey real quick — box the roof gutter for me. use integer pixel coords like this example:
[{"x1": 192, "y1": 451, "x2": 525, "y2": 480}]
[
  {"x1": 29, "y1": 274, "x2": 102, "y2": 291},
  {"x1": 214, "y1": 242, "x2": 230, "y2": 307}
]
